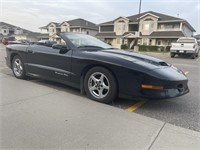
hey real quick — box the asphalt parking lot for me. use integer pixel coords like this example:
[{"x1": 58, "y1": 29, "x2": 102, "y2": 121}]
[
  {"x1": 108, "y1": 53, "x2": 199, "y2": 132},
  {"x1": 0, "y1": 44, "x2": 200, "y2": 148}
]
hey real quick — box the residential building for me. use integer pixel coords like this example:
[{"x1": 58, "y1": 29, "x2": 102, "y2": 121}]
[
  {"x1": 40, "y1": 18, "x2": 98, "y2": 42},
  {"x1": 0, "y1": 21, "x2": 32, "y2": 41},
  {"x1": 0, "y1": 22, "x2": 31, "y2": 36},
  {"x1": 96, "y1": 11, "x2": 196, "y2": 49},
  {"x1": 15, "y1": 32, "x2": 49, "y2": 42}
]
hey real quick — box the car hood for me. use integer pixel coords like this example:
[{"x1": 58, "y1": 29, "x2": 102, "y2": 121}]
[
  {"x1": 96, "y1": 49, "x2": 186, "y2": 80},
  {"x1": 97, "y1": 49, "x2": 169, "y2": 69}
]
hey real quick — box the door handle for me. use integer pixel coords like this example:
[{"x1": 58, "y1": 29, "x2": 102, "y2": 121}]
[{"x1": 27, "y1": 50, "x2": 34, "y2": 53}]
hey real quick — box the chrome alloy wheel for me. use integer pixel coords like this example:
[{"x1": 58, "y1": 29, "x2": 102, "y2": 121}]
[
  {"x1": 13, "y1": 58, "x2": 23, "y2": 77},
  {"x1": 88, "y1": 72, "x2": 110, "y2": 99}
]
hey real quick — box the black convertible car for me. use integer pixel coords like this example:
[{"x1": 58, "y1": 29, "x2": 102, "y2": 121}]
[{"x1": 5, "y1": 33, "x2": 189, "y2": 103}]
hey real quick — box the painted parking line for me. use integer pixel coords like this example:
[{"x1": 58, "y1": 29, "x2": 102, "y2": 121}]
[
  {"x1": 184, "y1": 71, "x2": 189, "y2": 75},
  {"x1": 127, "y1": 100, "x2": 146, "y2": 112}
]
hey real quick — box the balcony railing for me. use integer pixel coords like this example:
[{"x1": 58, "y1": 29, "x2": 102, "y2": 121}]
[{"x1": 157, "y1": 28, "x2": 181, "y2": 31}]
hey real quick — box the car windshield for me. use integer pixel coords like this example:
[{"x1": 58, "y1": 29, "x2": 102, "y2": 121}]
[{"x1": 62, "y1": 33, "x2": 113, "y2": 49}]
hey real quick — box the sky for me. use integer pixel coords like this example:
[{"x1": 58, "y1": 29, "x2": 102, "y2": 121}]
[{"x1": 0, "y1": 0, "x2": 200, "y2": 34}]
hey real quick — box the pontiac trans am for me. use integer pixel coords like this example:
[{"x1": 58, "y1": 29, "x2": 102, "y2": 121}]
[{"x1": 5, "y1": 32, "x2": 189, "y2": 103}]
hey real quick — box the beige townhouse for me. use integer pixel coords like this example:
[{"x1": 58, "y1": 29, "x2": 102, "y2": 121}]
[
  {"x1": 40, "y1": 18, "x2": 98, "y2": 43},
  {"x1": 96, "y1": 11, "x2": 195, "y2": 49},
  {"x1": 0, "y1": 22, "x2": 32, "y2": 41}
]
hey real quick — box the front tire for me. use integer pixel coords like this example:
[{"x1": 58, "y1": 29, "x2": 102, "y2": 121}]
[
  {"x1": 12, "y1": 55, "x2": 26, "y2": 79},
  {"x1": 84, "y1": 67, "x2": 117, "y2": 103}
]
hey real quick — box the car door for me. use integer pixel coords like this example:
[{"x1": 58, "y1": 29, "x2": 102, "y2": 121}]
[{"x1": 26, "y1": 44, "x2": 72, "y2": 83}]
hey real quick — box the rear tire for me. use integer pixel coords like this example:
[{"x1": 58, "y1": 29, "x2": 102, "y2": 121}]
[
  {"x1": 191, "y1": 54, "x2": 196, "y2": 59},
  {"x1": 12, "y1": 55, "x2": 26, "y2": 79},
  {"x1": 84, "y1": 67, "x2": 117, "y2": 103},
  {"x1": 170, "y1": 53, "x2": 175, "y2": 58}
]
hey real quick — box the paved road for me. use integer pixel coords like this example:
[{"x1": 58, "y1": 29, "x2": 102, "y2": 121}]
[{"x1": 0, "y1": 44, "x2": 200, "y2": 133}]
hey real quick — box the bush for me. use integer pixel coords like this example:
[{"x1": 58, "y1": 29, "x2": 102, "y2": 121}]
[
  {"x1": 121, "y1": 44, "x2": 128, "y2": 49},
  {"x1": 139, "y1": 45, "x2": 170, "y2": 52}
]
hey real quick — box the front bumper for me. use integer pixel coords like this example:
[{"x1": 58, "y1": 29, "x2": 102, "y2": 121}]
[{"x1": 141, "y1": 82, "x2": 189, "y2": 99}]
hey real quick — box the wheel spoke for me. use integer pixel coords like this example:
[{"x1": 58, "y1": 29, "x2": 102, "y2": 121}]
[
  {"x1": 99, "y1": 74, "x2": 104, "y2": 82},
  {"x1": 91, "y1": 75, "x2": 98, "y2": 82},
  {"x1": 14, "y1": 67, "x2": 18, "y2": 72},
  {"x1": 15, "y1": 61, "x2": 19, "y2": 67},
  {"x1": 90, "y1": 85, "x2": 97, "y2": 91},
  {"x1": 19, "y1": 66, "x2": 23, "y2": 71},
  {"x1": 98, "y1": 88, "x2": 104, "y2": 97},
  {"x1": 102, "y1": 83, "x2": 109, "y2": 90}
]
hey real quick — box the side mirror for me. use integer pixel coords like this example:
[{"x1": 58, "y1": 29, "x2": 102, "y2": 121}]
[
  {"x1": 52, "y1": 44, "x2": 70, "y2": 54},
  {"x1": 59, "y1": 47, "x2": 70, "y2": 54},
  {"x1": 52, "y1": 44, "x2": 64, "y2": 49}
]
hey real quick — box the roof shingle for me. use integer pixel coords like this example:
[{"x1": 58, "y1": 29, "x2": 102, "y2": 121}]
[
  {"x1": 149, "y1": 31, "x2": 185, "y2": 37},
  {"x1": 100, "y1": 11, "x2": 184, "y2": 25}
]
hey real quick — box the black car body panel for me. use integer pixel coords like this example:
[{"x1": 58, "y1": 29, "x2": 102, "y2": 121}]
[{"x1": 5, "y1": 33, "x2": 189, "y2": 100}]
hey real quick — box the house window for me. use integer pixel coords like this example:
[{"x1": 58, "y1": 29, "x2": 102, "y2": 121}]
[
  {"x1": 144, "y1": 23, "x2": 150, "y2": 30},
  {"x1": 4, "y1": 30, "x2": 7, "y2": 33},
  {"x1": 157, "y1": 40, "x2": 161, "y2": 45},
  {"x1": 151, "y1": 23, "x2": 154, "y2": 28},
  {"x1": 159, "y1": 24, "x2": 164, "y2": 30},
  {"x1": 117, "y1": 24, "x2": 121, "y2": 30},
  {"x1": 143, "y1": 38, "x2": 148, "y2": 45},
  {"x1": 137, "y1": 39, "x2": 141, "y2": 45},
  {"x1": 117, "y1": 20, "x2": 126, "y2": 32},
  {"x1": 123, "y1": 24, "x2": 126, "y2": 30},
  {"x1": 149, "y1": 39, "x2": 152, "y2": 45},
  {"x1": 52, "y1": 29, "x2": 54, "y2": 33}
]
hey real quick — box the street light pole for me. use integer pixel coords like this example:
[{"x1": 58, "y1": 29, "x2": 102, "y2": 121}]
[
  {"x1": 134, "y1": 0, "x2": 141, "y2": 50},
  {"x1": 138, "y1": 0, "x2": 142, "y2": 33}
]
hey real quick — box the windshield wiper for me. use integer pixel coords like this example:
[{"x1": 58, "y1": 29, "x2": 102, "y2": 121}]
[{"x1": 78, "y1": 45, "x2": 104, "y2": 49}]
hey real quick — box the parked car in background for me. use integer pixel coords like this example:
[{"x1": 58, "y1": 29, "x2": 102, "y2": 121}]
[
  {"x1": 2, "y1": 36, "x2": 15, "y2": 45},
  {"x1": 8, "y1": 39, "x2": 30, "y2": 45},
  {"x1": 170, "y1": 37, "x2": 200, "y2": 59}
]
